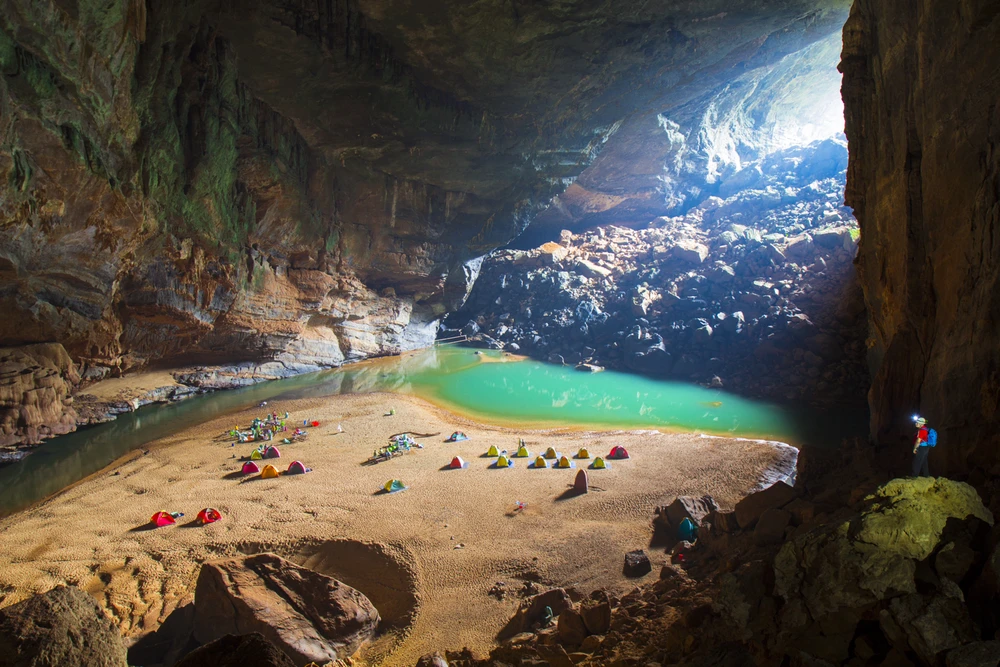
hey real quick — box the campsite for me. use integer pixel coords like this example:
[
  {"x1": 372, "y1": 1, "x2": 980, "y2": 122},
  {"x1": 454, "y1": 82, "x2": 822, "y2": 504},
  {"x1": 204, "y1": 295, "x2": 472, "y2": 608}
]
[{"x1": 0, "y1": 391, "x2": 790, "y2": 665}]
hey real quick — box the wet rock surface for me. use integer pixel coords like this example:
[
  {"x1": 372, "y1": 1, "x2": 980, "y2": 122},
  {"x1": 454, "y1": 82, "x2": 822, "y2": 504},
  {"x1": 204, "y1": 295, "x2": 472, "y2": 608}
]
[
  {"x1": 446, "y1": 137, "x2": 867, "y2": 405},
  {"x1": 0, "y1": 585, "x2": 128, "y2": 667}
]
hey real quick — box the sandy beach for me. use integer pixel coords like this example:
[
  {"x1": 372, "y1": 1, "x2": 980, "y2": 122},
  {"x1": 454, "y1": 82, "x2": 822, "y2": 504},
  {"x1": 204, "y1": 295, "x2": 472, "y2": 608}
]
[{"x1": 0, "y1": 390, "x2": 794, "y2": 666}]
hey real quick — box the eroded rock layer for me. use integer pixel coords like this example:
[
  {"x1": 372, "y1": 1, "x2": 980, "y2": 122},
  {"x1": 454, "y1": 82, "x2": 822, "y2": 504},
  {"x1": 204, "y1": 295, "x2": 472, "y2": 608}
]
[{"x1": 841, "y1": 0, "x2": 1000, "y2": 472}]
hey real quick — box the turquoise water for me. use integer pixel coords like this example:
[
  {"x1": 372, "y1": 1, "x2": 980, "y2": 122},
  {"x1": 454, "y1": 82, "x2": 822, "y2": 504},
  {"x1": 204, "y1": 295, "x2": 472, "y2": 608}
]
[{"x1": 0, "y1": 346, "x2": 865, "y2": 516}]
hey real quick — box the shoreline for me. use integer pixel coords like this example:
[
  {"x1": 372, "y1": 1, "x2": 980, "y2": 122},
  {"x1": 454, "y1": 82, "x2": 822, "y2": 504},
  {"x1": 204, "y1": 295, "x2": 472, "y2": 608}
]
[{"x1": 0, "y1": 390, "x2": 796, "y2": 666}]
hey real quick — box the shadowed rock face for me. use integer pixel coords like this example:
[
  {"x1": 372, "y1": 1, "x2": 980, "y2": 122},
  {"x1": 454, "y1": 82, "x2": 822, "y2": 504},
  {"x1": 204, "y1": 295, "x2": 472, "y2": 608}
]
[
  {"x1": 840, "y1": 0, "x2": 1000, "y2": 473},
  {"x1": 0, "y1": 0, "x2": 849, "y2": 381}
]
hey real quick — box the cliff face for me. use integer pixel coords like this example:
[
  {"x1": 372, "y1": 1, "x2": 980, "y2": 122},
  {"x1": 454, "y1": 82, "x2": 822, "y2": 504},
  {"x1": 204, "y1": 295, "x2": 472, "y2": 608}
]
[
  {"x1": 841, "y1": 0, "x2": 1000, "y2": 472},
  {"x1": 0, "y1": 0, "x2": 849, "y2": 386}
]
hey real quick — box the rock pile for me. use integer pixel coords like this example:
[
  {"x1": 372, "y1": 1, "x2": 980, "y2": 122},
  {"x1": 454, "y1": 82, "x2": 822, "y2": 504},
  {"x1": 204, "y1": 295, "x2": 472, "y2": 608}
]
[
  {"x1": 433, "y1": 475, "x2": 1000, "y2": 667},
  {"x1": 445, "y1": 138, "x2": 867, "y2": 405}
]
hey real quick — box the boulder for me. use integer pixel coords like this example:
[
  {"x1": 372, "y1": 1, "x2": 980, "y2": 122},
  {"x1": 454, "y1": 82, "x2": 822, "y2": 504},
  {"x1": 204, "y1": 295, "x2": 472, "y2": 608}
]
[
  {"x1": 556, "y1": 607, "x2": 588, "y2": 648},
  {"x1": 662, "y1": 495, "x2": 719, "y2": 529},
  {"x1": 671, "y1": 241, "x2": 710, "y2": 265},
  {"x1": 174, "y1": 633, "x2": 296, "y2": 667},
  {"x1": 623, "y1": 550, "x2": 652, "y2": 577},
  {"x1": 538, "y1": 242, "x2": 569, "y2": 264},
  {"x1": 192, "y1": 553, "x2": 379, "y2": 665},
  {"x1": 0, "y1": 585, "x2": 128, "y2": 667},
  {"x1": 753, "y1": 508, "x2": 791, "y2": 545},
  {"x1": 735, "y1": 481, "x2": 797, "y2": 529},
  {"x1": 416, "y1": 652, "x2": 451, "y2": 667},
  {"x1": 946, "y1": 641, "x2": 1000, "y2": 667},
  {"x1": 770, "y1": 478, "x2": 993, "y2": 665},
  {"x1": 707, "y1": 510, "x2": 740, "y2": 534},
  {"x1": 579, "y1": 593, "x2": 612, "y2": 635}
]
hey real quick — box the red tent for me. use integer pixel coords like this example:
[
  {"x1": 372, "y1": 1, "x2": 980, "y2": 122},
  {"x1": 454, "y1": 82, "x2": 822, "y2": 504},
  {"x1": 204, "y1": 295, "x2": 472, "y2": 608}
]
[
  {"x1": 608, "y1": 445, "x2": 630, "y2": 460},
  {"x1": 241, "y1": 461, "x2": 260, "y2": 475},
  {"x1": 264, "y1": 445, "x2": 281, "y2": 459},
  {"x1": 196, "y1": 508, "x2": 222, "y2": 524},
  {"x1": 310, "y1": 420, "x2": 320, "y2": 427},
  {"x1": 150, "y1": 511, "x2": 176, "y2": 527},
  {"x1": 448, "y1": 456, "x2": 469, "y2": 469},
  {"x1": 287, "y1": 460, "x2": 310, "y2": 474}
]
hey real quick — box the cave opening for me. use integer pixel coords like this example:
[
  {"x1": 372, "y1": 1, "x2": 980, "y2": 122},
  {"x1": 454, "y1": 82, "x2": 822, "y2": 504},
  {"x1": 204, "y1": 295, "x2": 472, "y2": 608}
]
[{"x1": 445, "y1": 30, "x2": 869, "y2": 426}]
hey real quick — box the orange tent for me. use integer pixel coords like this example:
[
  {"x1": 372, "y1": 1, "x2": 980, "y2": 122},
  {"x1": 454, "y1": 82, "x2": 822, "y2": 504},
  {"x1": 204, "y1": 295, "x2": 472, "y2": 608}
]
[
  {"x1": 196, "y1": 508, "x2": 222, "y2": 524},
  {"x1": 260, "y1": 464, "x2": 280, "y2": 479},
  {"x1": 150, "y1": 511, "x2": 176, "y2": 527}
]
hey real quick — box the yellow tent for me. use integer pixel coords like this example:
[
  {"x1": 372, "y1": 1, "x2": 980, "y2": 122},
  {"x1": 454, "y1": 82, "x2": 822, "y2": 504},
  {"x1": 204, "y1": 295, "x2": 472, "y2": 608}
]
[
  {"x1": 556, "y1": 455, "x2": 575, "y2": 469},
  {"x1": 591, "y1": 457, "x2": 610, "y2": 470},
  {"x1": 486, "y1": 444, "x2": 500, "y2": 457},
  {"x1": 575, "y1": 447, "x2": 590, "y2": 459},
  {"x1": 250, "y1": 449, "x2": 263, "y2": 460},
  {"x1": 543, "y1": 447, "x2": 559, "y2": 459},
  {"x1": 531, "y1": 456, "x2": 548, "y2": 469},
  {"x1": 514, "y1": 445, "x2": 530, "y2": 458},
  {"x1": 496, "y1": 454, "x2": 513, "y2": 468},
  {"x1": 260, "y1": 464, "x2": 279, "y2": 479}
]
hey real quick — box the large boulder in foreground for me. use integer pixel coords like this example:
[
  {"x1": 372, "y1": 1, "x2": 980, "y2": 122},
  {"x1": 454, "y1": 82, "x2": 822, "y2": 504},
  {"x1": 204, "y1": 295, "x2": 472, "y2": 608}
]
[
  {"x1": 0, "y1": 585, "x2": 127, "y2": 666},
  {"x1": 768, "y1": 477, "x2": 993, "y2": 664},
  {"x1": 174, "y1": 633, "x2": 296, "y2": 667},
  {"x1": 193, "y1": 553, "x2": 379, "y2": 665}
]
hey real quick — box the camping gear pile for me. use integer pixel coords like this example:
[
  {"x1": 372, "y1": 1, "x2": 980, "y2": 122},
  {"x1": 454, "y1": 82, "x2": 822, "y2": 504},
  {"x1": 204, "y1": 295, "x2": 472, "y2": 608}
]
[{"x1": 367, "y1": 433, "x2": 420, "y2": 464}]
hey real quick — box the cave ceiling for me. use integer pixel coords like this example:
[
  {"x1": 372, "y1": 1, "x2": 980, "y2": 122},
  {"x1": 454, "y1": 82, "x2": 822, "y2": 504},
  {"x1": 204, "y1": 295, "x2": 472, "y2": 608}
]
[{"x1": 0, "y1": 0, "x2": 850, "y2": 370}]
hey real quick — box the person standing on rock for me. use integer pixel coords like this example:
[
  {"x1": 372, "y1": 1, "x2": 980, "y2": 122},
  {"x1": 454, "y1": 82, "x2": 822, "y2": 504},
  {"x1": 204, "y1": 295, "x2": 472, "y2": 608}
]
[{"x1": 911, "y1": 415, "x2": 937, "y2": 477}]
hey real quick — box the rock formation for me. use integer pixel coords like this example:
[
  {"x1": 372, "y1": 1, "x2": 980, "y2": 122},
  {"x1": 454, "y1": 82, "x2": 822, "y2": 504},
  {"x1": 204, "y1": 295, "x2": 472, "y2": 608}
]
[
  {"x1": 0, "y1": 343, "x2": 78, "y2": 456},
  {"x1": 0, "y1": 0, "x2": 849, "y2": 384},
  {"x1": 0, "y1": 585, "x2": 129, "y2": 666},
  {"x1": 841, "y1": 0, "x2": 1000, "y2": 473},
  {"x1": 193, "y1": 553, "x2": 379, "y2": 665},
  {"x1": 446, "y1": 143, "x2": 868, "y2": 404}
]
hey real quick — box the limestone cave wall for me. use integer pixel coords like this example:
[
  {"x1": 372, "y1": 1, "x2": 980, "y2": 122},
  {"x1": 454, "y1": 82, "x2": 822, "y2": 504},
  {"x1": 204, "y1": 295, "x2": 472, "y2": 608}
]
[
  {"x1": 0, "y1": 0, "x2": 849, "y2": 385},
  {"x1": 841, "y1": 0, "x2": 1000, "y2": 472}
]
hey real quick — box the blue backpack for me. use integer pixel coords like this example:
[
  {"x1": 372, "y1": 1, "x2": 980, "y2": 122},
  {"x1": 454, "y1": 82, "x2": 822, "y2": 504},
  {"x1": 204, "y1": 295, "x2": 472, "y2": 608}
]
[{"x1": 927, "y1": 428, "x2": 938, "y2": 447}]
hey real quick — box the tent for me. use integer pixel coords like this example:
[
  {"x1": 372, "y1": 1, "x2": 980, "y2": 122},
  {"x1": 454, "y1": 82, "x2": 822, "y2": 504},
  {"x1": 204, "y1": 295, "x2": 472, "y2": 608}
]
[
  {"x1": 590, "y1": 457, "x2": 610, "y2": 470},
  {"x1": 574, "y1": 469, "x2": 589, "y2": 494},
  {"x1": 556, "y1": 455, "x2": 575, "y2": 469},
  {"x1": 282, "y1": 438, "x2": 292, "y2": 444},
  {"x1": 575, "y1": 447, "x2": 590, "y2": 459},
  {"x1": 384, "y1": 479, "x2": 407, "y2": 493},
  {"x1": 150, "y1": 511, "x2": 176, "y2": 527},
  {"x1": 449, "y1": 456, "x2": 469, "y2": 469},
  {"x1": 447, "y1": 431, "x2": 469, "y2": 442},
  {"x1": 514, "y1": 445, "x2": 531, "y2": 458},
  {"x1": 250, "y1": 449, "x2": 263, "y2": 460},
  {"x1": 264, "y1": 446, "x2": 281, "y2": 459},
  {"x1": 543, "y1": 447, "x2": 559, "y2": 459},
  {"x1": 530, "y1": 456, "x2": 548, "y2": 469},
  {"x1": 678, "y1": 517, "x2": 699, "y2": 542},
  {"x1": 287, "y1": 460, "x2": 311, "y2": 474},
  {"x1": 260, "y1": 464, "x2": 280, "y2": 479},
  {"x1": 608, "y1": 445, "x2": 630, "y2": 460},
  {"x1": 486, "y1": 444, "x2": 500, "y2": 457},
  {"x1": 196, "y1": 508, "x2": 222, "y2": 524},
  {"x1": 495, "y1": 454, "x2": 514, "y2": 468},
  {"x1": 310, "y1": 420, "x2": 320, "y2": 427},
  {"x1": 241, "y1": 461, "x2": 260, "y2": 475}
]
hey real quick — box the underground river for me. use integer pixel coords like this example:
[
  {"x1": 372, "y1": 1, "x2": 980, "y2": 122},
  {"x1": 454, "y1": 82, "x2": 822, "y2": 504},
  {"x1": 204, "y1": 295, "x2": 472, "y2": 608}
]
[{"x1": 0, "y1": 346, "x2": 867, "y2": 516}]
